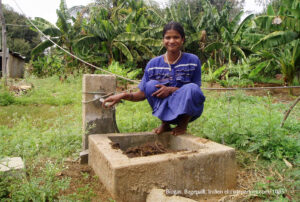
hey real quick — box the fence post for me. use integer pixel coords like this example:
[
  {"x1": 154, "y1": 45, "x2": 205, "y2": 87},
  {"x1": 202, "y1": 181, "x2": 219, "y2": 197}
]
[{"x1": 81, "y1": 74, "x2": 119, "y2": 163}]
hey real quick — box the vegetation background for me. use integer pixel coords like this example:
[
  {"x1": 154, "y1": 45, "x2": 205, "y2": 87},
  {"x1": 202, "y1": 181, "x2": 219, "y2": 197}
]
[{"x1": 0, "y1": 0, "x2": 299, "y2": 201}]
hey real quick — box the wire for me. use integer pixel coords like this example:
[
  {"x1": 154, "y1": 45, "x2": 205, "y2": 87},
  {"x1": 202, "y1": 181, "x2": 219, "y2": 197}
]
[
  {"x1": 202, "y1": 86, "x2": 300, "y2": 91},
  {"x1": 10, "y1": 0, "x2": 300, "y2": 92},
  {"x1": 11, "y1": 0, "x2": 140, "y2": 85},
  {"x1": 6, "y1": 24, "x2": 30, "y2": 27}
]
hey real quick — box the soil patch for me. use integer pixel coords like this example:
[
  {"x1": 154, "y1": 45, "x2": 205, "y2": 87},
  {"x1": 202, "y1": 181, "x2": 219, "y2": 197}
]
[
  {"x1": 58, "y1": 161, "x2": 113, "y2": 201},
  {"x1": 124, "y1": 141, "x2": 169, "y2": 158},
  {"x1": 111, "y1": 141, "x2": 185, "y2": 158}
]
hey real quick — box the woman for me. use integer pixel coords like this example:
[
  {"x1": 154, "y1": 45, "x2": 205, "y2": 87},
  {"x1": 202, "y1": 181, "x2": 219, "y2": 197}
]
[{"x1": 103, "y1": 22, "x2": 205, "y2": 135}]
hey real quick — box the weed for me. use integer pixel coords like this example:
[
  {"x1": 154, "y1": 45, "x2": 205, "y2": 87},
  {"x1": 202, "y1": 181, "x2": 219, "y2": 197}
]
[{"x1": 0, "y1": 90, "x2": 15, "y2": 106}]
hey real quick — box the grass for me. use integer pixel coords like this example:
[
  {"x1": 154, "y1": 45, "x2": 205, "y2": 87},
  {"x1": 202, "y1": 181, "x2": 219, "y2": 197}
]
[{"x1": 0, "y1": 75, "x2": 299, "y2": 201}]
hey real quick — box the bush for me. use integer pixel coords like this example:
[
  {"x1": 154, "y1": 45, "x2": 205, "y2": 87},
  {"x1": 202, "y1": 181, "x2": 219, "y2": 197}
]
[{"x1": 0, "y1": 91, "x2": 15, "y2": 106}]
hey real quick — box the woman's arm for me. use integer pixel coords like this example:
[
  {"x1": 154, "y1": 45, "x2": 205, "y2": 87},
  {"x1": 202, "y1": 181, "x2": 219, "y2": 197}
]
[
  {"x1": 102, "y1": 90, "x2": 146, "y2": 108},
  {"x1": 152, "y1": 84, "x2": 179, "y2": 98}
]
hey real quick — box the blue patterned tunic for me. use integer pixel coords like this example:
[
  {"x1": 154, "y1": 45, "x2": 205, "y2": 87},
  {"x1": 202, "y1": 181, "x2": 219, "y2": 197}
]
[{"x1": 138, "y1": 52, "x2": 205, "y2": 123}]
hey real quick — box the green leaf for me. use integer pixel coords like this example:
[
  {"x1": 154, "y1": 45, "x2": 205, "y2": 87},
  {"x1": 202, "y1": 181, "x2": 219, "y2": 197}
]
[
  {"x1": 115, "y1": 32, "x2": 143, "y2": 42},
  {"x1": 213, "y1": 65, "x2": 226, "y2": 78},
  {"x1": 249, "y1": 61, "x2": 270, "y2": 78},
  {"x1": 43, "y1": 28, "x2": 62, "y2": 37},
  {"x1": 205, "y1": 42, "x2": 224, "y2": 52},
  {"x1": 75, "y1": 36, "x2": 103, "y2": 48},
  {"x1": 143, "y1": 38, "x2": 162, "y2": 47},
  {"x1": 113, "y1": 42, "x2": 133, "y2": 61},
  {"x1": 252, "y1": 31, "x2": 299, "y2": 50},
  {"x1": 234, "y1": 14, "x2": 254, "y2": 39},
  {"x1": 31, "y1": 39, "x2": 56, "y2": 56},
  {"x1": 232, "y1": 45, "x2": 246, "y2": 60},
  {"x1": 267, "y1": 4, "x2": 275, "y2": 16}
]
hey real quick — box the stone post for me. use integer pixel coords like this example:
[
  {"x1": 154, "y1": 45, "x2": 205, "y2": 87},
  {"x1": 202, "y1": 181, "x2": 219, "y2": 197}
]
[{"x1": 81, "y1": 74, "x2": 119, "y2": 163}]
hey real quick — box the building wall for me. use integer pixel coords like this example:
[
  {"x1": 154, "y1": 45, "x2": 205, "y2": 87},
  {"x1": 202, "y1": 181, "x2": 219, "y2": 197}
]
[{"x1": 7, "y1": 54, "x2": 25, "y2": 78}]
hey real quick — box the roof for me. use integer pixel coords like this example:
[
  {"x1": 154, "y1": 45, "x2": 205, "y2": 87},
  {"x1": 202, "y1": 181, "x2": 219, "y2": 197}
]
[{"x1": 0, "y1": 49, "x2": 25, "y2": 60}]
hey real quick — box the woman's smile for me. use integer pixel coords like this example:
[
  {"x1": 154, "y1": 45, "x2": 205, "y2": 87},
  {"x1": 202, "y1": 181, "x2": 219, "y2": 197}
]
[{"x1": 163, "y1": 29, "x2": 184, "y2": 53}]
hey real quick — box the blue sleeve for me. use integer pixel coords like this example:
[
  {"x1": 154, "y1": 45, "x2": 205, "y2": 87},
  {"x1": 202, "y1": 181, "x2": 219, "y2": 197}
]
[
  {"x1": 138, "y1": 63, "x2": 150, "y2": 92},
  {"x1": 191, "y1": 58, "x2": 201, "y2": 86}
]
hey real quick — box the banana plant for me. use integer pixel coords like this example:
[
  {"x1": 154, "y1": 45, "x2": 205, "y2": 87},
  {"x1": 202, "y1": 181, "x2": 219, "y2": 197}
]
[
  {"x1": 204, "y1": 11, "x2": 254, "y2": 65},
  {"x1": 75, "y1": 4, "x2": 161, "y2": 65},
  {"x1": 249, "y1": 0, "x2": 300, "y2": 87},
  {"x1": 31, "y1": 0, "x2": 82, "y2": 57},
  {"x1": 254, "y1": 40, "x2": 300, "y2": 86},
  {"x1": 251, "y1": 0, "x2": 300, "y2": 51}
]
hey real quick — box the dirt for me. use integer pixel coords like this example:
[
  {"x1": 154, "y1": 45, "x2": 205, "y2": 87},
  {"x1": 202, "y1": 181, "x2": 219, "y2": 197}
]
[
  {"x1": 110, "y1": 141, "x2": 186, "y2": 158},
  {"x1": 58, "y1": 161, "x2": 113, "y2": 201},
  {"x1": 204, "y1": 82, "x2": 300, "y2": 102},
  {"x1": 54, "y1": 160, "x2": 266, "y2": 202},
  {"x1": 123, "y1": 141, "x2": 171, "y2": 158}
]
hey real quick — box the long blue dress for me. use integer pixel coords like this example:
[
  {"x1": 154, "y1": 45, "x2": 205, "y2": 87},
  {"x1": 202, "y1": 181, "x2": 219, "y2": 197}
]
[{"x1": 138, "y1": 52, "x2": 205, "y2": 124}]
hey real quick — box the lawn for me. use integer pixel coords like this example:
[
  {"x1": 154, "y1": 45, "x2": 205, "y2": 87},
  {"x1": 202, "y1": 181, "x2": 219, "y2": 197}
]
[{"x1": 0, "y1": 75, "x2": 299, "y2": 201}]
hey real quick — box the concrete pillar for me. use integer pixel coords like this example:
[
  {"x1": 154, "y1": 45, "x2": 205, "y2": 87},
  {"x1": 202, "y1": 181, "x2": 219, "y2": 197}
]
[{"x1": 82, "y1": 74, "x2": 119, "y2": 160}]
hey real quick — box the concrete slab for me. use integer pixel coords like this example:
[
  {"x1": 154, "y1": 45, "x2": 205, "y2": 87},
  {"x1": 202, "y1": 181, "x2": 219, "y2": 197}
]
[
  {"x1": 0, "y1": 157, "x2": 25, "y2": 172},
  {"x1": 89, "y1": 132, "x2": 236, "y2": 202},
  {"x1": 147, "y1": 189, "x2": 197, "y2": 202}
]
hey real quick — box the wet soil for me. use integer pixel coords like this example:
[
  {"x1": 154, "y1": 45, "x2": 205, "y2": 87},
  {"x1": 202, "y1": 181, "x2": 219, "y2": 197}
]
[
  {"x1": 123, "y1": 141, "x2": 171, "y2": 158},
  {"x1": 111, "y1": 140, "x2": 185, "y2": 158}
]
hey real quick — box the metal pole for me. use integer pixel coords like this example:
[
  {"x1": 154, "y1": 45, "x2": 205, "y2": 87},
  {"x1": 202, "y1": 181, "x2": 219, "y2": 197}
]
[{"x1": 0, "y1": 0, "x2": 7, "y2": 86}]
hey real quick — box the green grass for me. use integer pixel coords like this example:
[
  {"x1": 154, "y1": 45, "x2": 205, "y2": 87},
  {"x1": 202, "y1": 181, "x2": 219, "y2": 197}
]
[{"x1": 0, "y1": 76, "x2": 299, "y2": 201}]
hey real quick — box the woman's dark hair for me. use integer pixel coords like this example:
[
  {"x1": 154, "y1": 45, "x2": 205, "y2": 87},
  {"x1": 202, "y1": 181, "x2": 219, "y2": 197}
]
[{"x1": 163, "y1": 21, "x2": 185, "y2": 39}]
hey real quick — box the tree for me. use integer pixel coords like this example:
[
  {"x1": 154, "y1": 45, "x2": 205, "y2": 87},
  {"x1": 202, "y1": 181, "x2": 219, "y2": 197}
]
[{"x1": 2, "y1": 4, "x2": 41, "y2": 61}]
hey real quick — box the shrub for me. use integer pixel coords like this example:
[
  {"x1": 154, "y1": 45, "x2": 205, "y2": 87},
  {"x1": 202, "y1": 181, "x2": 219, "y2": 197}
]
[{"x1": 0, "y1": 91, "x2": 15, "y2": 106}]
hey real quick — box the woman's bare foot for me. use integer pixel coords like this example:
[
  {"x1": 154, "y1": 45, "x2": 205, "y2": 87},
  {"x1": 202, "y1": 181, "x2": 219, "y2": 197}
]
[
  {"x1": 153, "y1": 122, "x2": 171, "y2": 134},
  {"x1": 172, "y1": 125, "x2": 187, "y2": 136},
  {"x1": 172, "y1": 114, "x2": 191, "y2": 136}
]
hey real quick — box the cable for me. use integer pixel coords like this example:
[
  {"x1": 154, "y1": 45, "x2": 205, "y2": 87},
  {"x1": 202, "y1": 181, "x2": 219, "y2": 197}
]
[
  {"x1": 10, "y1": 0, "x2": 300, "y2": 92},
  {"x1": 11, "y1": 0, "x2": 140, "y2": 85},
  {"x1": 202, "y1": 86, "x2": 300, "y2": 90},
  {"x1": 6, "y1": 23, "x2": 26, "y2": 27}
]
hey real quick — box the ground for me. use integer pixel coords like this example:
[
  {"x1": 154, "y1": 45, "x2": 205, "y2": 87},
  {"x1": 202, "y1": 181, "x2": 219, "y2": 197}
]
[{"x1": 1, "y1": 78, "x2": 298, "y2": 201}]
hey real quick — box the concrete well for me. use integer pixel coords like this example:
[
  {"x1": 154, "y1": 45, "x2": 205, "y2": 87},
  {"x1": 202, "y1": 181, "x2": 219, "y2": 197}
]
[{"x1": 89, "y1": 132, "x2": 236, "y2": 202}]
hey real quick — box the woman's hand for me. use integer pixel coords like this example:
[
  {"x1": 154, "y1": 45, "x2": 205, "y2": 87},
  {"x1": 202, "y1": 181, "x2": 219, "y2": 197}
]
[
  {"x1": 102, "y1": 93, "x2": 124, "y2": 108},
  {"x1": 152, "y1": 85, "x2": 178, "y2": 98},
  {"x1": 102, "y1": 90, "x2": 146, "y2": 108}
]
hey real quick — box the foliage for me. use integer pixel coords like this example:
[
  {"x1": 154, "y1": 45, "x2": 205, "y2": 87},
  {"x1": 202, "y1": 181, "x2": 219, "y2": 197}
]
[
  {"x1": 2, "y1": 4, "x2": 41, "y2": 61},
  {"x1": 29, "y1": 53, "x2": 65, "y2": 77},
  {"x1": 248, "y1": 0, "x2": 300, "y2": 85},
  {"x1": 0, "y1": 89, "x2": 15, "y2": 106}
]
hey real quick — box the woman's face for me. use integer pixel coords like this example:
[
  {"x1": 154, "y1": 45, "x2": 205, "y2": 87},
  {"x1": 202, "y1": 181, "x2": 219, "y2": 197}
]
[{"x1": 163, "y1": 29, "x2": 184, "y2": 53}]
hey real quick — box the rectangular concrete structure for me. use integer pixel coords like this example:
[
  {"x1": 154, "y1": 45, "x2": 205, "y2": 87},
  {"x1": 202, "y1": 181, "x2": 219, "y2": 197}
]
[{"x1": 89, "y1": 132, "x2": 236, "y2": 202}]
